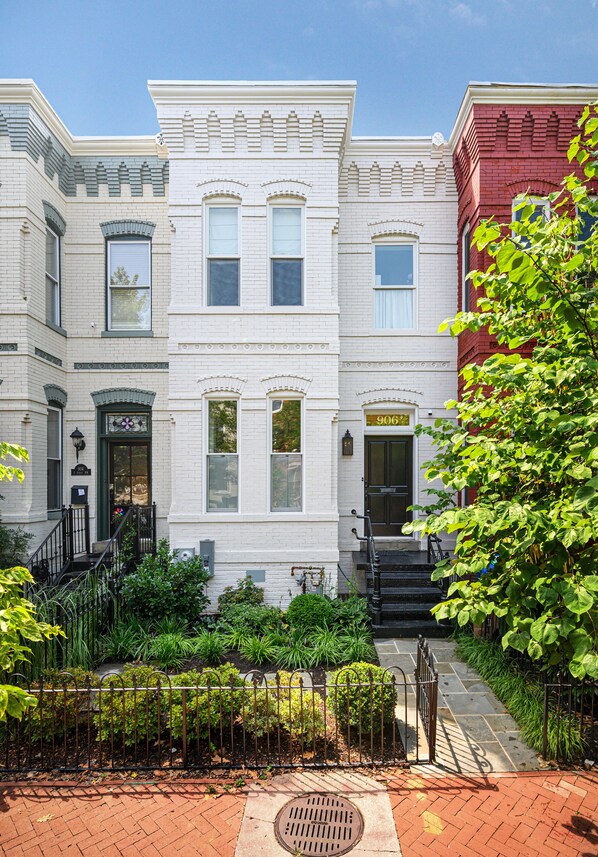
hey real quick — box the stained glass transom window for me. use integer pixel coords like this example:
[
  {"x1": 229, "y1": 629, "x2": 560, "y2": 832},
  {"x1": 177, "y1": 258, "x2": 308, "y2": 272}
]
[{"x1": 107, "y1": 414, "x2": 149, "y2": 434}]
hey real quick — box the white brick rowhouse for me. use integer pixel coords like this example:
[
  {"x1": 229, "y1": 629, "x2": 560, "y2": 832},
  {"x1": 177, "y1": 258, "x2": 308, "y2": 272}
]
[{"x1": 10, "y1": 78, "x2": 590, "y2": 607}]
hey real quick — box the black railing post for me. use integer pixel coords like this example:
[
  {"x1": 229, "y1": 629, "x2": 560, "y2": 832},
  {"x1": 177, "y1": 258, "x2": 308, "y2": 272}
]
[
  {"x1": 60, "y1": 505, "x2": 68, "y2": 569},
  {"x1": 84, "y1": 504, "x2": 91, "y2": 555},
  {"x1": 135, "y1": 506, "x2": 141, "y2": 561},
  {"x1": 371, "y1": 552, "x2": 382, "y2": 626},
  {"x1": 152, "y1": 502, "x2": 157, "y2": 554},
  {"x1": 67, "y1": 507, "x2": 75, "y2": 565}
]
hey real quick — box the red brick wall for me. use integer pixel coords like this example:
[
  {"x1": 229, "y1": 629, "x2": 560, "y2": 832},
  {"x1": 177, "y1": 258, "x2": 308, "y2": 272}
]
[{"x1": 454, "y1": 102, "x2": 589, "y2": 384}]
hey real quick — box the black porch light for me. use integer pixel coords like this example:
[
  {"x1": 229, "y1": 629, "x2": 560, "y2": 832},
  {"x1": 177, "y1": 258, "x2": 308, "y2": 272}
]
[
  {"x1": 70, "y1": 427, "x2": 86, "y2": 461},
  {"x1": 342, "y1": 429, "x2": 353, "y2": 456}
]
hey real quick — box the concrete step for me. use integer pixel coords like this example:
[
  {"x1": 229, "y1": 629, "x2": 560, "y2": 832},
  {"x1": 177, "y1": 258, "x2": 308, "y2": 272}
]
[{"x1": 373, "y1": 619, "x2": 452, "y2": 639}]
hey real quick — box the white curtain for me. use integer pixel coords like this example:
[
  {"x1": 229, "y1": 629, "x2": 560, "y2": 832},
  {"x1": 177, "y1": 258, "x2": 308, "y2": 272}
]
[
  {"x1": 209, "y1": 208, "x2": 238, "y2": 255},
  {"x1": 375, "y1": 289, "x2": 414, "y2": 329},
  {"x1": 272, "y1": 208, "x2": 301, "y2": 255}
]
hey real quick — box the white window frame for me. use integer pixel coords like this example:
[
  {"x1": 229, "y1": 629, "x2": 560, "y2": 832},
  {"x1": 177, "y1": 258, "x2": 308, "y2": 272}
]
[
  {"x1": 205, "y1": 397, "x2": 240, "y2": 514},
  {"x1": 205, "y1": 203, "x2": 241, "y2": 307},
  {"x1": 269, "y1": 202, "x2": 305, "y2": 307},
  {"x1": 268, "y1": 396, "x2": 304, "y2": 513},
  {"x1": 462, "y1": 223, "x2": 471, "y2": 312},
  {"x1": 512, "y1": 196, "x2": 550, "y2": 228},
  {"x1": 372, "y1": 237, "x2": 418, "y2": 330},
  {"x1": 47, "y1": 405, "x2": 62, "y2": 512},
  {"x1": 45, "y1": 225, "x2": 61, "y2": 326},
  {"x1": 107, "y1": 238, "x2": 152, "y2": 331}
]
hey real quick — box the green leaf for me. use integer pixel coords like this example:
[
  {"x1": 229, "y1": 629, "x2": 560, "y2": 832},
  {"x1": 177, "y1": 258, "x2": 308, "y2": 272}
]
[{"x1": 563, "y1": 585, "x2": 593, "y2": 615}]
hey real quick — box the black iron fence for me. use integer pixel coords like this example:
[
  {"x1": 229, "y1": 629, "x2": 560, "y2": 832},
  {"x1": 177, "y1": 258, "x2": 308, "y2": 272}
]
[
  {"x1": 23, "y1": 506, "x2": 155, "y2": 678},
  {"x1": 543, "y1": 673, "x2": 597, "y2": 763},
  {"x1": 27, "y1": 506, "x2": 90, "y2": 585},
  {"x1": 415, "y1": 636, "x2": 438, "y2": 762},
  {"x1": 1, "y1": 662, "x2": 439, "y2": 773}
]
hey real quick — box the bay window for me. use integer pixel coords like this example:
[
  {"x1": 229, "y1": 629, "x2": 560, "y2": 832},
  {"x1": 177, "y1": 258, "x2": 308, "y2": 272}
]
[
  {"x1": 374, "y1": 243, "x2": 416, "y2": 329},
  {"x1": 270, "y1": 398, "x2": 302, "y2": 512},
  {"x1": 207, "y1": 400, "x2": 238, "y2": 511}
]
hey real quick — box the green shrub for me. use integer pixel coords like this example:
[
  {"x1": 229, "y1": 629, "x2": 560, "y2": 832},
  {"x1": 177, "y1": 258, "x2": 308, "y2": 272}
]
[
  {"x1": 339, "y1": 631, "x2": 377, "y2": 664},
  {"x1": 331, "y1": 596, "x2": 371, "y2": 633},
  {"x1": 286, "y1": 594, "x2": 334, "y2": 631},
  {"x1": 309, "y1": 628, "x2": 345, "y2": 667},
  {"x1": 275, "y1": 634, "x2": 314, "y2": 670},
  {"x1": 144, "y1": 633, "x2": 191, "y2": 671},
  {"x1": 328, "y1": 662, "x2": 396, "y2": 735},
  {"x1": 241, "y1": 671, "x2": 324, "y2": 743},
  {"x1": 218, "y1": 577, "x2": 264, "y2": 613},
  {"x1": 170, "y1": 664, "x2": 243, "y2": 741},
  {"x1": 218, "y1": 603, "x2": 284, "y2": 635},
  {"x1": 454, "y1": 633, "x2": 585, "y2": 760},
  {"x1": 99, "y1": 618, "x2": 147, "y2": 662},
  {"x1": 122, "y1": 539, "x2": 210, "y2": 625},
  {"x1": 94, "y1": 665, "x2": 166, "y2": 747},
  {"x1": 224, "y1": 625, "x2": 253, "y2": 651},
  {"x1": 240, "y1": 634, "x2": 279, "y2": 666},
  {"x1": 27, "y1": 668, "x2": 99, "y2": 741},
  {"x1": 0, "y1": 517, "x2": 33, "y2": 569},
  {"x1": 186, "y1": 632, "x2": 227, "y2": 665}
]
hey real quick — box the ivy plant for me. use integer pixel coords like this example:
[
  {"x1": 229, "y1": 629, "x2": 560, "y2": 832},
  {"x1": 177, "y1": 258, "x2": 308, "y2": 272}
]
[{"x1": 404, "y1": 104, "x2": 598, "y2": 679}]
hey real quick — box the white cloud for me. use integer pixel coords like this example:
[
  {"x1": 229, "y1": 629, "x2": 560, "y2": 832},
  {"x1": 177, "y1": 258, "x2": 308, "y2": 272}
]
[{"x1": 449, "y1": 2, "x2": 486, "y2": 25}]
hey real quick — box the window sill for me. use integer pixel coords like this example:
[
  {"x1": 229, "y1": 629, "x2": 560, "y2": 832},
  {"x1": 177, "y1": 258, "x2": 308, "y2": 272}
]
[
  {"x1": 45, "y1": 320, "x2": 67, "y2": 337},
  {"x1": 47, "y1": 509, "x2": 63, "y2": 520},
  {"x1": 102, "y1": 330, "x2": 154, "y2": 338}
]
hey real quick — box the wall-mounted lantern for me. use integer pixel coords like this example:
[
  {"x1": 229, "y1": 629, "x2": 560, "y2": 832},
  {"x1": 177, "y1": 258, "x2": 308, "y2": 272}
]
[
  {"x1": 342, "y1": 429, "x2": 353, "y2": 456},
  {"x1": 70, "y1": 427, "x2": 86, "y2": 461}
]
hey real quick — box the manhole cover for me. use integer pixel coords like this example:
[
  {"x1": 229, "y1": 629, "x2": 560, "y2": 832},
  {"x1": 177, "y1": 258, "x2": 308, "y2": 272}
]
[{"x1": 274, "y1": 792, "x2": 364, "y2": 856}]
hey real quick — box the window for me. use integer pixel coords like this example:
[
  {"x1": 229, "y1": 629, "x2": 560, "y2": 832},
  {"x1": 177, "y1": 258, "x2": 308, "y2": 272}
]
[
  {"x1": 271, "y1": 207, "x2": 303, "y2": 305},
  {"x1": 270, "y1": 399, "x2": 302, "y2": 511},
  {"x1": 207, "y1": 400, "x2": 238, "y2": 511},
  {"x1": 512, "y1": 196, "x2": 549, "y2": 248},
  {"x1": 462, "y1": 224, "x2": 471, "y2": 312},
  {"x1": 107, "y1": 240, "x2": 151, "y2": 330},
  {"x1": 45, "y1": 226, "x2": 60, "y2": 325},
  {"x1": 207, "y1": 207, "x2": 239, "y2": 305},
  {"x1": 374, "y1": 243, "x2": 415, "y2": 329},
  {"x1": 47, "y1": 406, "x2": 62, "y2": 511},
  {"x1": 578, "y1": 200, "x2": 597, "y2": 243}
]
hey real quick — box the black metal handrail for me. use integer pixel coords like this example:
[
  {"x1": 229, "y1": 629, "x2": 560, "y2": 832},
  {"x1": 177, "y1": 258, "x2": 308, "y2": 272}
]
[
  {"x1": 351, "y1": 509, "x2": 381, "y2": 626},
  {"x1": 27, "y1": 505, "x2": 90, "y2": 585}
]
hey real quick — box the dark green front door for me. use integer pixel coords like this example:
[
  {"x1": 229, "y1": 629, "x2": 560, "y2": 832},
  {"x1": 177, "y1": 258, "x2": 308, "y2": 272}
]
[{"x1": 364, "y1": 436, "x2": 413, "y2": 536}]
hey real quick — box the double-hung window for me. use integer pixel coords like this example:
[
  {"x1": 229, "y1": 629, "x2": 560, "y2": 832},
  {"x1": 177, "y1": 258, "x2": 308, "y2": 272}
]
[
  {"x1": 107, "y1": 240, "x2": 151, "y2": 330},
  {"x1": 207, "y1": 400, "x2": 238, "y2": 511},
  {"x1": 271, "y1": 207, "x2": 303, "y2": 305},
  {"x1": 47, "y1": 406, "x2": 62, "y2": 511},
  {"x1": 207, "y1": 207, "x2": 239, "y2": 305},
  {"x1": 578, "y1": 199, "x2": 597, "y2": 243},
  {"x1": 512, "y1": 196, "x2": 549, "y2": 248},
  {"x1": 462, "y1": 224, "x2": 471, "y2": 312},
  {"x1": 270, "y1": 399, "x2": 302, "y2": 512},
  {"x1": 45, "y1": 226, "x2": 60, "y2": 326},
  {"x1": 374, "y1": 243, "x2": 416, "y2": 329}
]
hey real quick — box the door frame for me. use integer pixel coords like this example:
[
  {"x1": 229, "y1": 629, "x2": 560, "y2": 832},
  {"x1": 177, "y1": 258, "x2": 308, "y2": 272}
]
[
  {"x1": 96, "y1": 404, "x2": 152, "y2": 539},
  {"x1": 361, "y1": 405, "x2": 418, "y2": 533}
]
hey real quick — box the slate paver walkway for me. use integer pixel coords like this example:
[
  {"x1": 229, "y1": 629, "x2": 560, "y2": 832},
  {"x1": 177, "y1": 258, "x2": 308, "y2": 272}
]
[
  {"x1": 375, "y1": 637, "x2": 539, "y2": 773},
  {"x1": 0, "y1": 781, "x2": 245, "y2": 857},
  {"x1": 388, "y1": 770, "x2": 598, "y2": 857}
]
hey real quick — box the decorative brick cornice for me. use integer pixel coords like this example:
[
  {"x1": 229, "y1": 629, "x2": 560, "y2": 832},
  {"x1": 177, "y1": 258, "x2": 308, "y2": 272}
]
[
  {"x1": 91, "y1": 388, "x2": 156, "y2": 407},
  {"x1": 340, "y1": 158, "x2": 453, "y2": 198},
  {"x1": 261, "y1": 179, "x2": 311, "y2": 200},
  {"x1": 77, "y1": 362, "x2": 168, "y2": 370},
  {"x1": 197, "y1": 375, "x2": 247, "y2": 395},
  {"x1": 0, "y1": 343, "x2": 17, "y2": 352},
  {"x1": 506, "y1": 178, "x2": 561, "y2": 197},
  {"x1": 100, "y1": 219, "x2": 156, "y2": 239},
  {"x1": 43, "y1": 384, "x2": 67, "y2": 407},
  {"x1": 368, "y1": 219, "x2": 423, "y2": 239},
  {"x1": 42, "y1": 201, "x2": 66, "y2": 236},
  {"x1": 197, "y1": 179, "x2": 248, "y2": 201},
  {"x1": 261, "y1": 374, "x2": 312, "y2": 394},
  {"x1": 356, "y1": 388, "x2": 422, "y2": 407}
]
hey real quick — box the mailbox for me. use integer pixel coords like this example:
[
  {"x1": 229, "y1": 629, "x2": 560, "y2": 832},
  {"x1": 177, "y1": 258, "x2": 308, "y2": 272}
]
[{"x1": 70, "y1": 485, "x2": 88, "y2": 506}]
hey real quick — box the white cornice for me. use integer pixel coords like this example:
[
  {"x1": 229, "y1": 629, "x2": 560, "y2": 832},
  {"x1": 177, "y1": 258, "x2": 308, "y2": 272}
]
[
  {"x1": 346, "y1": 137, "x2": 439, "y2": 157},
  {"x1": 0, "y1": 80, "x2": 160, "y2": 157},
  {"x1": 449, "y1": 81, "x2": 598, "y2": 150}
]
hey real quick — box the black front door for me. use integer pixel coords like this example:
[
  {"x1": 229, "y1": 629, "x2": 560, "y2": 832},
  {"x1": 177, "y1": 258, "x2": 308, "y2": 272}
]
[
  {"x1": 109, "y1": 441, "x2": 150, "y2": 532},
  {"x1": 364, "y1": 436, "x2": 413, "y2": 536}
]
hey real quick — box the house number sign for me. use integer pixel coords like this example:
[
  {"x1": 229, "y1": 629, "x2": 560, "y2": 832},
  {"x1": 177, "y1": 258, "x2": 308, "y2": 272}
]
[{"x1": 365, "y1": 412, "x2": 410, "y2": 427}]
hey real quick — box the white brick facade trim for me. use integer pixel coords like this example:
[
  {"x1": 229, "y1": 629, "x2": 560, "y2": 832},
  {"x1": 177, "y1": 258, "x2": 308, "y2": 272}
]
[
  {"x1": 368, "y1": 219, "x2": 424, "y2": 239},
  {"x1": 356, "y1": 388, "x2": 423, "y2": 406},
  {"x1": 197, "y1": 375, "x2": 247, "y2": 394},
  {"x1": 260, "y1": 374, "x2": 312, "y2": 394},
  {"x1": 197, "y1": 179, "x2": 248, "y2": 200},
  {"x1": 261, "y1": 179, "x2": 312, "y2": 200}
]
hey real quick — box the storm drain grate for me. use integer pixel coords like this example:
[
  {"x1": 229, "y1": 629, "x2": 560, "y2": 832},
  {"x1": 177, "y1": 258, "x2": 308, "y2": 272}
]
[{"x1": 274, "y1": 792, "x2": 364, "y2": 856}]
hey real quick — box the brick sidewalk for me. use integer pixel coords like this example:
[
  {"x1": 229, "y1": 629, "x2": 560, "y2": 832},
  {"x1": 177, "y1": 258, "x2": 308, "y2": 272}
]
[
  {"x1": 0, "y1": 781, "x2": 245, "y2": 857},
  {"x1": 389, "y1": 770, "x2": 598, "y2": 856}
]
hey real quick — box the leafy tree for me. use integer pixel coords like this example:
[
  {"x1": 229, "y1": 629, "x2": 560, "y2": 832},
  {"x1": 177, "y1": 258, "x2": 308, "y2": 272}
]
[
  {"x1": 0, "y1": 442, "x2": 63, "y2": 720},
  {"x1": 405, "y1": 105, "x2": 598, "y2": 679}
]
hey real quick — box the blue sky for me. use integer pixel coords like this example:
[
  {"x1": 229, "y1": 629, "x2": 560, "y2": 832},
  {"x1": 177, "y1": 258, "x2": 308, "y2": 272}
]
[{"x1": 0, "y1": 0, "x2": 596, "y2": 138}]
